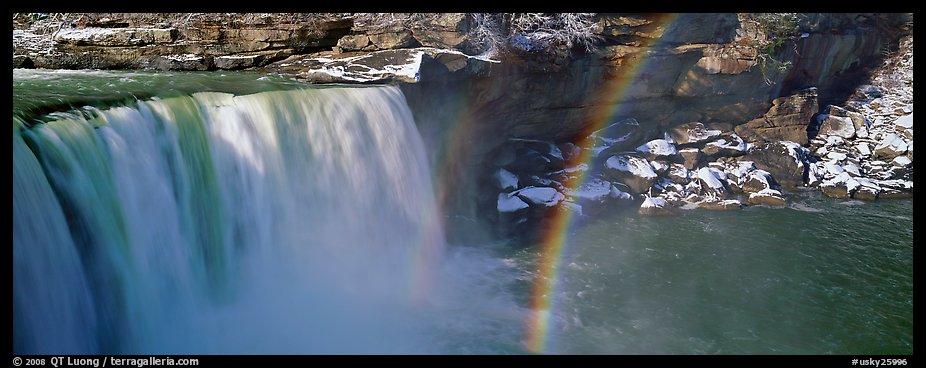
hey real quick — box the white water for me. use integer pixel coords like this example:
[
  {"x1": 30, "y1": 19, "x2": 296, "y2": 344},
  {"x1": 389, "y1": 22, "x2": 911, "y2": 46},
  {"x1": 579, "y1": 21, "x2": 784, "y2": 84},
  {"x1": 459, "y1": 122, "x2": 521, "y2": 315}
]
[{"x1": 13, "y1": 86, "x2": 523, "y2": 354}]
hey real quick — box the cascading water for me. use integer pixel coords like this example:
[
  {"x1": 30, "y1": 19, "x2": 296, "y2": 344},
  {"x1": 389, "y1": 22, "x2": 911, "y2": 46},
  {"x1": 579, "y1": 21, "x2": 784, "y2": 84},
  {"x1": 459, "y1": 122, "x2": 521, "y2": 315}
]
[{"x1": 12, "y1": 85, "x2": 485, "y2": 354}]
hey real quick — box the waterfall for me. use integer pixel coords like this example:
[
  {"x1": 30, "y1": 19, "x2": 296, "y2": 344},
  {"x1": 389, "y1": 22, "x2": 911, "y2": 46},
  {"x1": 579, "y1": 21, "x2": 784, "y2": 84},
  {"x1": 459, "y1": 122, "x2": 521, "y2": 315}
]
[{"x1": 13, "y1": 86, "x2": 449, "y2": 353}]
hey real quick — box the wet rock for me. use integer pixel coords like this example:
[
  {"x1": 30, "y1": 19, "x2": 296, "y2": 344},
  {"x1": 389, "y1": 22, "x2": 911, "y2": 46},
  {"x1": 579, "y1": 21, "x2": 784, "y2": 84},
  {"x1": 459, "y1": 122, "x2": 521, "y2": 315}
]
[{"x1": 13, "y1": 55, "x2": 34, "y2": 68}]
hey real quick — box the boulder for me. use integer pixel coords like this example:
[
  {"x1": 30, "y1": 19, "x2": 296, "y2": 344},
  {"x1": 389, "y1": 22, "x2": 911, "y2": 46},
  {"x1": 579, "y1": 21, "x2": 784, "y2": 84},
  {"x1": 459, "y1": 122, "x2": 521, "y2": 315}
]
[
  {"x1": 569, "y1": 177, "x2": 613, "y2": 203},
  {"x1": 337, "y1": 34, "x2": 372, "y2": 51},
  {"x1": 892, "y1": 156, "x2": 912, "y2": 168},
  {"x1": 497, "y1": 192, "x2": 529, "y2": 213},
  {"x1": 701, "y1": 133, "x2": 751, "y2": 158},
  {"x1": 514, "y1": 186, "x2": 565, "y2": 208},
  {"x1": 522, "y1": 175, "x2": 565, "y2": 192},
  {"x1": 603, "y1": 155, "x2": 657, "y2": 194},
  {"x1": 852, "y1": 178, "x2": 881, "y2": 200},
  {"x1": 667, "y1": 164, "x2": 691, "y2": 184},
  {"x1": 817, "y1": 114, "x2": 856, "y2": 139},
  {"x1": 639, "y1": 196, "x2": 675, "y2": 216},
  {"x1": 746, "y1": 188, "x2": 786, "y2": 206},
  {"x1": 894, "y1": 113, "x2": 913, "y2": 130},
  {"x1": 589, "y1": 118, "x2": 643, "y2": 157},
  {"x1": 819, "y1": 172, "x2": 860, "y2": 199},
  {"x1": 747, "y1": 141, "x2": 811, "y2": 188},
  {"x1": 699, "y1": 199, "x2": 743, "y2": 210},
  {"x1": 679, "y1": 148, "x2": 702, "y2": 170},
  {"x1": 696, "y1": 167, "x2": 729, "y2": 198},
  {"x1": 856, "y1": 142, "x2": 872, "y2": 157},
  {"x1": 635, "y1": 139, "x2": 678, "y2": 161},
  {"x1": 873, "y1": 133, "x2": 908, "y2": 159},
  {"x1": 667, "y1": 122, "x2": 723, "y2": 147},
  {"x1": 493, "y1": 168, "x2": 519, "y2": 191},
  {"x1": 735, "y1": 87, "x2": 819, "y2": 145},
  {"x1": 740, "y1": 169, "x2": 779, "y2": 193},
  {"x1": 214, "y1": 54, "x2": 262, "y2": 70},
  {"x1": 368, "y1": 30, "x2": 416, "y2": 50}
]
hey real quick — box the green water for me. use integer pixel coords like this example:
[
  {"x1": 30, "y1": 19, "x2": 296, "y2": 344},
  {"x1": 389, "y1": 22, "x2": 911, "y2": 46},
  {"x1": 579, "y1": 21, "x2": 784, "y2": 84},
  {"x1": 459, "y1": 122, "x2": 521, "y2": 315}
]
[
  {"x1": 12, "y1": 68, "x2": 308, "y2": 120},
  {"x1": 507, "y1": 190, "x2": 913, "y2": 354}
]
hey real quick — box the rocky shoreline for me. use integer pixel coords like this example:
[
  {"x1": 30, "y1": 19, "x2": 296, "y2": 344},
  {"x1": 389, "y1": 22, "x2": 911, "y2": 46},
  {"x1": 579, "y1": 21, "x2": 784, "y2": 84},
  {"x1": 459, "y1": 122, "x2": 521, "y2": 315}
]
[{"x1": 12, "y1": 13, "x2": 914, "y2": 243}]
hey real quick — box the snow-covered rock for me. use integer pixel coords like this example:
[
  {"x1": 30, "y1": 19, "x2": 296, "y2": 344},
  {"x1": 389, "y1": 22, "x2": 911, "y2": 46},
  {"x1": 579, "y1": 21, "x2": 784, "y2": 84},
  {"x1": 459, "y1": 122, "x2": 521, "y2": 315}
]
[
  {"x1": 609, "y1": 184, "x2": 634, "y2": 201},
  {"x1": 699, "y1": 199, "x2": 743, "y2": 210},
  {"x1": 667, "y1": 164, "x2": 691, "y2": 183},
  {"x1": 826, "y1": 151, "x2": 847, "y2": 161},
  {"x1": 497, "y1": 192, "x2": 529, "y2": 213},
  {"x1": 604, "y1": 155, "x2": 657, "y2": 194},
  {"x1": 650, "y1": 160, "x2": 671, "y2": 175},
  {"x1": 741, "y1": 169, "x2": 779, "y2": 193},
  {"x1": 843, "y1": 162, "x2": 861, "y2": 176},
  {"x1": 589, "y1": 118, "x2": 642, "y2": 157},
  {"x1": 874, "y1": 133, "x2": 909, "y2": 158},
  {"x1": 570, "y1": 177, "x2": 612, "y2": 202},
  {"x1": 856, "y1": 142, "x2": 872, "y2": 157},
  {"x1": 820, "y1": 172, "x2": 860, "y2": 199},
  {"x1": 823, "y1": 160, "x2": 845, "y2": 177},
  {"x1": 892, "y1": 156, "x2": 912, "y2": 167},
  {"x1": 853, "y1": 177, "x2": 881, "y2": 200},
  {"x1": 638, "y1": 196, "x2": 674, "y2": 216},
  {"x1": 667, "y1": 122, "x2": 723, "y2": 146},
  {"x1": 746, "y1": 188, "x2": 786, "y2": 206},
  {"x1": 635, "y1": 139, "x2": 678, "y2": 160},
  {"x1": 514, "y1": 186, "x2": 565, "y2": 207},
  {"x1": 894, "y1": 113, "x2": 913, "y2": 129},
  {"x1": 494, "y1": 168, "x2": 519, "y2": 191},
  {"x1": 702, "y1": 133, "x2": 751, "y2": 158},
  {"x1": 818, "y1": 114, "x2": 856, "y2": 139},
  {"x1": 696, "y1": 167, "x2": 728, "y2": 197}
]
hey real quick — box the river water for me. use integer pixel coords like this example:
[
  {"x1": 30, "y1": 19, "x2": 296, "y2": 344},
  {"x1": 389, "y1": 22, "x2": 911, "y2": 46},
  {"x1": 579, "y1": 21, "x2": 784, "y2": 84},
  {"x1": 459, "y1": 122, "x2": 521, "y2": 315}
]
[{"x1": 12, "y1": 69, "x2": 913, "y2": 355}]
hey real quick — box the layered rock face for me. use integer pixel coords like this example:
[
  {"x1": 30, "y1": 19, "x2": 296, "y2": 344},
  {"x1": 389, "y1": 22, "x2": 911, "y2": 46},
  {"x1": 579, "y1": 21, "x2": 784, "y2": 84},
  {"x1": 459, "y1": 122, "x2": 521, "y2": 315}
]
[{"x1": 12, "y1": 13, "x2": 913, "y2": 243}]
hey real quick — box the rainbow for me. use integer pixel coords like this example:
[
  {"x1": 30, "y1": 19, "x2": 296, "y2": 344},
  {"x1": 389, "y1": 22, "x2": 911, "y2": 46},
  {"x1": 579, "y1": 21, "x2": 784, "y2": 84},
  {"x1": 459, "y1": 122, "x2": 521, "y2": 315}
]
[{"x1": 523, "y1": 13, "x2": 681, "y2": 354}]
